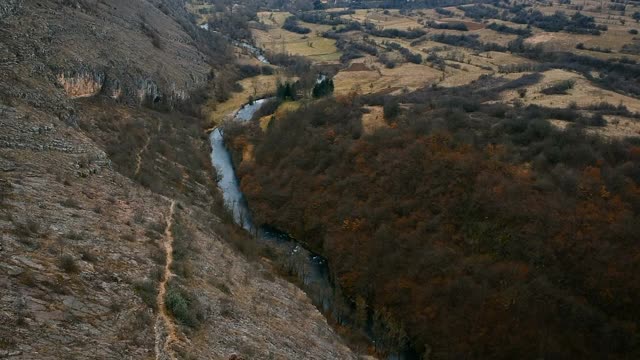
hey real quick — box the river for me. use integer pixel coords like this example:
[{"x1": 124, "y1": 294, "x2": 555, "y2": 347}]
[
  {"x1": 209, "y1": 99, "x2": 332, "y2": 311},
  {"x1": 200, "y1": 24, "x2": 270, "y2": 64}
]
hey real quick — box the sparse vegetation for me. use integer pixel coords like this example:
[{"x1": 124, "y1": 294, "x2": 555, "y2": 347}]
[
  {"x1": 58, "y1": 254, "x2": 79, "y2": 273},
  {"x1": 166, "y1": 283, "x2": 205, "y2": 328},
  {"x1": 60, "y1": 197, "x2": 81, "y2": 209},
  {"x1": 14, "y1": 218, "x2": 40, "y2": 239},
  {"x1": 140, "y1": 19, "x2": 163, "y2": 49},
  {"x1": 134, "y1": 279, "x2": 158, "y2": 310},
  {"x1": 282, "y1": 16, "x2": 311, "y2": 34},
  {"x1": 541, "y1": 79, "x2": 576, "y2": 95}
]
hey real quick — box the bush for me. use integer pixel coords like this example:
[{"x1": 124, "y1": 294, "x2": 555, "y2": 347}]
[
  {"x1": 166, "y1": 285, "x2": 204, "y2": 328},
  {"x1": 435, "y1": 8, "x2": 453, "y2": 16},
  {"x1": 65, "y1": 230, "x2": 83, "y2": 240},
  {"x1": 58, "y1": 254, "x2": 79, "y2": 273},
  {"x1": 140, "y1": 21, "x2": 163, "y2": 49},
  {"x1": 282, "y1": 16, "x2": 311, "y2": 34},
  {"x1": 364, "y1": 23, "x2": 425, "y2": 39},
  {"x1": 14, "y1": 219, "x2": 40, "y2": 238},
  {"x1": 383, "y1": 99, "x2": 400, "y2": 120},
  {"x1": 134, "y1": 279, "x2": 158, "y2": 310},
  {"x1": 312, "y1": 78, "x2": 334, "y2": 98},
  {"x1": 487, "y1": 22, "x2": 531, "y2": 36},
  {"x1": 80, "y1": 250, "x2": 97, "y2": 263},
  {"x1": 427, "y1": 21, "x2": 468, "y2": 31},
  {"x1": 60, "y1": 197, "x2": 81, "y2": 209},
  {"x1": 541, "y1": 79, "x2": 576, "y2": 95}
]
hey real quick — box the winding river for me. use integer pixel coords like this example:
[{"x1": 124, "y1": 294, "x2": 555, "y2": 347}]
[
  {"x1": 209, "y1": 99, "x2": 332, "y2": 311},
  {"x1": 202, "y1": 29, "x2": 414, "y2": 356}
]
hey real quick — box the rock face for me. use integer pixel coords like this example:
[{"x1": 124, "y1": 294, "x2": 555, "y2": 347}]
[
  {"x1": 0, "y1": 0, "x2": 21, "y2": 20},
  {"x1": 1, "y1": 0, "x2": 210, "y2": 108},
  {"x1": 56, "y1": 71, "x2": 105, "y2": 99},
  {"x1": 0, "y1": 0, "x2": 357, "y2": 359}
]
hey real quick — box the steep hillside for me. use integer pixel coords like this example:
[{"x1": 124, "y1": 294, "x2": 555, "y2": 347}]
[{"x1": 0, "y1": 0, "x2": 356, "y2": 358}]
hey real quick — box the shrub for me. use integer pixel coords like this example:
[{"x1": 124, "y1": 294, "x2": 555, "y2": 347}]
[
  {"x1": 435, "y1": 8, "x2": 453, "y2": 16},
  {"x1": 427, "y1": 21, "x2": 468, "y2": 31},
  {"x1": 140, "y1": 21, "x2": 163, "y2": 49},
  {"x1": 58, "y1": 255, "x2": 79, "y2": 273},
  {"x1": 15, "y1": 219, "x2": 40, "y2": 238},
  {"x1": 65, "y1": 230, "x2": 83, "y2": 240},
  {"x1": 121, "y1": 233, "x2": 135, "y2": 242},
  {"x1": 166, "y1": 285, "x2": 204, "y2": 328},
  {"x1": 60, "y1": 197, "x2": 81, "y2": 209},
  {"x1": 541, "y1": 79, "x2": 576, "y2": 95},
  {"x1": 80, "y1": 250, "x2": 97, "y2": 263},
  {"x1": 282, "y1": 17, "x2": 311, "y2": 34},
  {"x1": 384, "y1": 99, "x2": 400, "y2": 120},
  {"x1": 133, "y1": 279, "x2": 157, "y2": 310},
  {"x1": 487, "y1": 22, "x2": 531, "y2": 36}
]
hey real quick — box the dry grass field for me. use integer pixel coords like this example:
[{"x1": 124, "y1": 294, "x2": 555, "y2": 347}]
[
  {"x1": 361, "y1": 105, "x2": 387, "y2": 134},
  {"x1": 333, "y1": 61, "x2": 442, "y2": 95},
  {"x1": 204, "y1": 74, "x2": 281, "y2": 126},
  {"x1": 198, "y1": 0, "x2": 640, "y2": 138},
  {"x1": 252, "y1": 11, "x2": 341, "y2": 63},
  {"x1": 550, "y1": 116, "x2": 640, "y2": 138},
  {"x1": 501, "y1": 69, "x2": 640, "y2": 113},
  {"x1": 343, "y1": 9, "x2": 423, "y2": 30},
  {"x1": 258, "y1": 100, "x2": 302, "y2": 130},
  {"x1": 185, "y1": 1, "x2": 214, "y2": 25}
]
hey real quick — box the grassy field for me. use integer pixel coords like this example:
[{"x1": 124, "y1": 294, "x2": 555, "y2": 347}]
[
  {"x1": 333, "y1": 60, "x2": 442, "y2": 95},
  {"x1": 197, "y1": 0, "x2": 640, "y2": 138},
  {"x1": 343, "y1": 9, "x2": 422, "y2": 30},
  {"x1": 185, "y1": 1, "x2": 214, "y2": 25},
  {"x1": 500, "y1": 69, "x2": 640, "y2": 113},
  {"x1": 258, "y1": 100, "x2": 302, "y2": 130},
  {"x1": 361, "y1": 105, "x2": 387, "y2": 134},
  {"x1": 252, "y1": 11, "x2": 341, "y2": 63},
  {"x1": 203, "y1": 74, "x2": 280, "y2": 127}
]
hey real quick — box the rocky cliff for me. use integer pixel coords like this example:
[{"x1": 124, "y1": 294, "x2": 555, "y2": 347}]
[{"x1": 0, "y1": 0, "x2": 21, "y2": 20}]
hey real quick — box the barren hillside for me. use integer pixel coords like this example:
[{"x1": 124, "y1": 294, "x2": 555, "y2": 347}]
[{"x1": 0, "y1": 0, "x2": 356, "y2": 358}]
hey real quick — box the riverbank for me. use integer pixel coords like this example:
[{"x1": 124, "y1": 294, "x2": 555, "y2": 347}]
[{"x1": 208, "y1": 99, "x2": 387, "y2": 357}]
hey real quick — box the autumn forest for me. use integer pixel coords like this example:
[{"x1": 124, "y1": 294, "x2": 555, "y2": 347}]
[{"x1": 226, "y1": 79, "x2": 640, "y2": 358}]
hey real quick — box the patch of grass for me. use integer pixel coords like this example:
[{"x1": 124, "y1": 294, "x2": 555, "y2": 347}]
[
  {"x1": 14, "y1": 218, "x2": 40, "y2": 238},
  {"x1": 150, "y1": 246, "x2": 166, "y2": 265},
  {"x1": 58, "y1": 254, "x2": 79, "y2": 273},
  {"x1": 131, "y1": 308, "x2": 153, "y2": 332},
  {"x1": 134, "y1": 212, "x2": 145, "y2": 224},
  {"x1": 165, "y1": 284, "x2": 205, "y2": 328},
  {"x1": 80, "y1": 250, "x2": 97, "y2": 263},
  {"x1": 120, "y1": 233, "x2": 135, "y2": 242},
  {"x1": 17, "y1": 270, "x2": 37, "y2": 287},
  {"x1": 151, "y1": 266, "x2": 164, "y2": 282},
  {"x1": 261, "y1": 269, "x2": 276, "y2": 282},
  {"x1": 0, "y1": 337, "x2": 16, "y2": 350},
  {"x1": 60, "y1": 197, "x2": 81, "y2": 209},
  {"x1": 109, "y1": 300, "x2": 123, "y2": 313},
  {"x1": 65, "y1": 230, "x2": 83, "y2": 240},
  {"x1": 213, "y1": 280, "x2": 232, "y2": 295},
  {"x1": 541, "y1": 79, "x2": 576, "y2": 95},
  {"x1": 133, "y1": 279, "x2": 158, "y2": 310}
]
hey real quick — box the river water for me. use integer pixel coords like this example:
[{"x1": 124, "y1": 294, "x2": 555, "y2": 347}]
[
  {"x1": 209, "y1": 100, "x2": 332, "y2": 311},
  {"x1": 206, "y1": 69, "x2": 413, "y2": 360},
  {"x1": 199, "y1": 24, "x2": 270, "y2": 64}
]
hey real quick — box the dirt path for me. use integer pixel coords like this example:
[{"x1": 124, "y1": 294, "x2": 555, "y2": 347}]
[
  {"x1": 135, "y1": 121, "x2": 161, "y2": 177},
  {"x1": 154, "y1": 200, "x2": 178, "y2": 360},
  {"x1": 134, "y1": 135, "x2": 150, "y2": 177}
]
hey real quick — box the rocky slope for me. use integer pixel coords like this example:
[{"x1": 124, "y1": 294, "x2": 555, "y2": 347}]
[{"x1": 0, "y1": 0, "x2": 356, "y2": 358}]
